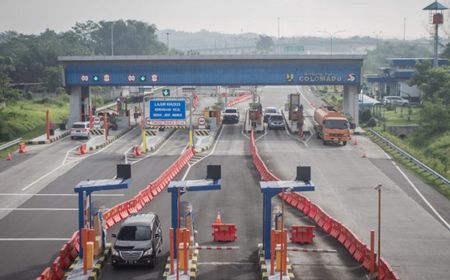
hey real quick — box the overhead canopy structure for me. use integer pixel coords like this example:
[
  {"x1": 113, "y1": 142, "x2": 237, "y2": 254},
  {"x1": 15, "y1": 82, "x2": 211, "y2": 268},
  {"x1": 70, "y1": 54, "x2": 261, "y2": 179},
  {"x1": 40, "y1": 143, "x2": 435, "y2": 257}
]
[{"x1": 59, "y1": 55, "x2": 365, "y2": 87}]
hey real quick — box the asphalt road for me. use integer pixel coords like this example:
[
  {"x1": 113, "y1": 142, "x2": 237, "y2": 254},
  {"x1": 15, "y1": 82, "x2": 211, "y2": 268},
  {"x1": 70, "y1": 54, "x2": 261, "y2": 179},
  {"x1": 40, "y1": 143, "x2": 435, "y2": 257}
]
[
  {"x1": 0, "y1": 126, "x2": 190, "y2": 280},
  {"x1": 257, "y1": 86, "x2": 450, "y2": 279}
]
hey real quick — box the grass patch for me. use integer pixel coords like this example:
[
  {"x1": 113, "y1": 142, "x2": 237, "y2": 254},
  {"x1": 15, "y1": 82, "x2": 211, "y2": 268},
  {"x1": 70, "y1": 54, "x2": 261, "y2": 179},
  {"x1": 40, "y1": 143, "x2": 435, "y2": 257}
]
[
  {"x1": 375, "y1": 106, "x2": 421, "y2": 126},
  {"x1": 368, "y1": 129, "x2": 450, "y2": 200},
  {"x1": 0, "y1": 97, "x2": 68, "y2": 142}
]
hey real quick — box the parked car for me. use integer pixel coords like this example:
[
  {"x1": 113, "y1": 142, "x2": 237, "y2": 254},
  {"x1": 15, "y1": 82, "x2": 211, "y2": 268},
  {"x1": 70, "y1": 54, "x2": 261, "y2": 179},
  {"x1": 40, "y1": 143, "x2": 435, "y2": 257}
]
[
  {"x1": 111, "y1": 213, "x2": 163, "y2": 268},
  {"x1": 382, "y1": 96, "x2": 409, "y2": 106},
  {"x1": 263, "y1": 107, "x2": 278, "y2": 123},
  {"x1": 267, "y1": 114, "x2": 285, "y2": 130},
  {"x1": 222, "y1": 107, "x2": 240, "y2": 124},
  {"x1": 70, "y1": 122, "x2": 90, "y2": 139}
]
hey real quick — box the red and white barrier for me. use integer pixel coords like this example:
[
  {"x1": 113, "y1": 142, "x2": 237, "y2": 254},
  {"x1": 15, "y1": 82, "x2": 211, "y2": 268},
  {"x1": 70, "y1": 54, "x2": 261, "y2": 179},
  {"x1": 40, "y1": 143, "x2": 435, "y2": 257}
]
[{"x1": 248, "y1": 129, "x2": 400, "y2": 280}]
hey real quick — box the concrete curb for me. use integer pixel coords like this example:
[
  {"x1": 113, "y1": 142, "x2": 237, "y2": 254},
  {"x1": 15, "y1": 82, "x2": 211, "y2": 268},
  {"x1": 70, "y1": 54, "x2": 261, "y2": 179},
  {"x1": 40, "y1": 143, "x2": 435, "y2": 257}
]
[
  {"x1": 148, "y1": 129, "x2": 176, "y2": 152},
  {"x1": 89, "y1": 125, "x2": 136, "y2": 152},
  {"x1": 163, "y1": 249, "x2": 199, "y2": 279},
  {"x1": 26, "y1": 130, "x2": 70, "y2": 145},
  {"x1": 63, "y1": 245, "x2": 110, "y2": 280},
  {"x1": 258, "y1": 245, "x2": 294, "y2": 280},
  {"x1": 194, "y1": 125, "x2": 222, "y2": 153}
]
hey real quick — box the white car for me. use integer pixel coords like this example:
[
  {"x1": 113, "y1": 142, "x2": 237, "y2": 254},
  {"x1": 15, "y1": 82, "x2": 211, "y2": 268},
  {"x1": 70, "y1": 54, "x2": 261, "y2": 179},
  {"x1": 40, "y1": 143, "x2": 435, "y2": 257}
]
[
  {"x1": 382, "y1": 96, "x2": 409, "y2": 106},
  {"x1": 70, "y1": 122, "x2": 90, "y2": 139}
]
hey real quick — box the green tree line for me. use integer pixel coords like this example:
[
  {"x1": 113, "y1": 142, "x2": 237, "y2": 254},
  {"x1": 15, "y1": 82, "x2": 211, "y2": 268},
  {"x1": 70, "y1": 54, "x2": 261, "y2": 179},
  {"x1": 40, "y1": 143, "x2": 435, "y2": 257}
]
[{"x1": 0, "y1": 20, "x2": 168, "y2": 100}]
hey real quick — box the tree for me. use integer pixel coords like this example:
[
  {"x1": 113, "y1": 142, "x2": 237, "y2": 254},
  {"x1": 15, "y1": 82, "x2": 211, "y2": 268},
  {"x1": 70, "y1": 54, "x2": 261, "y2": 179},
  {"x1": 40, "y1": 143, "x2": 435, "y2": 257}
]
[
  {"x1": 409, "y1": 62, "x2": 450, "y2": 104},
  {"x1": 256, "y1": 35, "x2": 274, "y2": 52}
]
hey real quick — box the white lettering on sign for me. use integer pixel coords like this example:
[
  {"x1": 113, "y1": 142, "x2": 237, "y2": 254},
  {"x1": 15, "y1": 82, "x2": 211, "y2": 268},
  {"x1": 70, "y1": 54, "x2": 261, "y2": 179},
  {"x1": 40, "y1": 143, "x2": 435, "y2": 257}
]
[{"x1": 299, "y1": 73, "x2": 343, "y2": 83}]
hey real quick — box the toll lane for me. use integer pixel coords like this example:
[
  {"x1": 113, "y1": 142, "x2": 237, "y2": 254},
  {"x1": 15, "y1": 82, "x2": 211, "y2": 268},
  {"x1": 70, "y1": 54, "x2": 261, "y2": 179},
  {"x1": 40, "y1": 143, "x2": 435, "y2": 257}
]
[
  {"x1": 257, "y1": 86, "x2": 450, "y2": 279},
  {"x1": 0, "y1": 128, "x2": 189, "y2": 280}
]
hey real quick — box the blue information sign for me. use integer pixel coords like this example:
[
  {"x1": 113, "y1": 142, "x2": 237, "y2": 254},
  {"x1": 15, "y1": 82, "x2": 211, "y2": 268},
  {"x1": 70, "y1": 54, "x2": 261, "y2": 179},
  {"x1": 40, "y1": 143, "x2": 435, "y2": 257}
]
[{"x1": 149, "y1": 100, "x2": 186, "y2": 121}]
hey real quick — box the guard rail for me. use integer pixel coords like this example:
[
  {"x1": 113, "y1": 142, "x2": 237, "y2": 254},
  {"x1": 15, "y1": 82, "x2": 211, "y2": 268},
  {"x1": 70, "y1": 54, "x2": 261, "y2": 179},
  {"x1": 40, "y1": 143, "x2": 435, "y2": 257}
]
[
  {"x1": 0, "y1": 138, "x2": 22, "y2": 151},
  {"x1": 368, "y1": 128, "x2": 450, "y2": 186}
]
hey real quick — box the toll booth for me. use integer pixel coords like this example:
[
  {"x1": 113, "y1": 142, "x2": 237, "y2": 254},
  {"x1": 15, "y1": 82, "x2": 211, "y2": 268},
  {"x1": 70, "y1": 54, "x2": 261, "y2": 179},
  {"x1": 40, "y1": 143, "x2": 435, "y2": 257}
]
[{"x1": 248, "y1": 102, "x2": 264, "y2": 132}]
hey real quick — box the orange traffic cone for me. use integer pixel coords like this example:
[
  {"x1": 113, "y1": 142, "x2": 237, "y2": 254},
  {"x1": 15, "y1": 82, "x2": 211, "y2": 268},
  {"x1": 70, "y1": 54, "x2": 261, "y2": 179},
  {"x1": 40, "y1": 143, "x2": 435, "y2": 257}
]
[
  {"x1": 18, "y1": 143, "x2": 26, "y2": 154},
  {"x1": 6, "y1": 153, "x2": 12, "y2": 161},
  {"x1": 215, "y1": 211, "x2": 222, "y2": 224},
  {"x1": 361, "y1": 151, "x2": 367, "y2": 158},
  {"x1": 133, "y1": 146, "x2": 141, "y2": 157},
  {"x1": 353, "y1": 138, "x2": 358, "y2": 145}
]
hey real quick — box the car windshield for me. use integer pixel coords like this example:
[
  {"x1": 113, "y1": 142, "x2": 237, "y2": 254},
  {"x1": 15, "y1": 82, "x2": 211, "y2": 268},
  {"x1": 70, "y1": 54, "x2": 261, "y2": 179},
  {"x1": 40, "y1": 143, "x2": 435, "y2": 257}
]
[
  {"x1": 265, "y1": 108, "x2": 277, "y2": 114},
  {"x1": 225, "y1": 109, "x2": 237, "y2": 113},
  {"x1": 270, "y1": 116, "x2": 283, "y2": 121},
  {"x1": 72, "y1": 124, "x2": 85, "y2": 129},
  {"x1": 117, "y1": 225, "x2": 151, "y2": 241},
  {"x1": 324, "y1": 120, "x2": 348, "y2": 129}
]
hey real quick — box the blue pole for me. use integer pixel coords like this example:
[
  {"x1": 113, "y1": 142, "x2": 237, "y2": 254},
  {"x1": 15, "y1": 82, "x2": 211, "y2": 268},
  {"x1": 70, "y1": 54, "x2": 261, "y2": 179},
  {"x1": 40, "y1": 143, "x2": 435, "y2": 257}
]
[
  {"x1": 263, "y1": 193, "x2": 273, "y2": 259},
  {"x1": 88, "y1": 192, "x2": 92, "y2": 229},
  {"x1": 78, "y1": 191, "x2": 84, "y2": 258},
  {"x1": 171, "y1": 190, "x2": 178, "y2": 259}
]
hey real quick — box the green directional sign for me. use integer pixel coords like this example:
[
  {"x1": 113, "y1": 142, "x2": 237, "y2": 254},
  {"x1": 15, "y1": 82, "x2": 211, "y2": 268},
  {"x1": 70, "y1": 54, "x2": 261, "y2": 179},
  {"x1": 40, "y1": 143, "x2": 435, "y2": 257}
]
[
  {"x1": 284, "y1": 45, "x2": 305, "y2": 52},
  {"x1": 162, "y1": 88, "x2": 170, "y2": 97}
]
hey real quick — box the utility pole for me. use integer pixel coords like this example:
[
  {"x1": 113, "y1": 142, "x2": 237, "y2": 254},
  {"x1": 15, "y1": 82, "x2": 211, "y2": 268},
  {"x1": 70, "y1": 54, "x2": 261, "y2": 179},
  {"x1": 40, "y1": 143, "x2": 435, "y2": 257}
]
[{"x1": 375, "y1": 184, "x2": 382, "y2": 279}]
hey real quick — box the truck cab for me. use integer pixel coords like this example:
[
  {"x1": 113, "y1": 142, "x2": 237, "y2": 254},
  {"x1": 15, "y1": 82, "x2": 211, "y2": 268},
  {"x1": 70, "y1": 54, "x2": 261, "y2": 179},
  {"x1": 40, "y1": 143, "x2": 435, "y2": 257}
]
[{"x1": 314, "y1": 107, "x2": 351, "y2": 146}]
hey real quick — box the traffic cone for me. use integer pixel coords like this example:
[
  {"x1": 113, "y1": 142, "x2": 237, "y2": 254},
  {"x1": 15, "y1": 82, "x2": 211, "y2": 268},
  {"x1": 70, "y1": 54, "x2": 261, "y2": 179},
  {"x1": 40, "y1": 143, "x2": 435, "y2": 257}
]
[
  {"x1": 18, "y1": 143, "x2": 26, "y2": 154},
  {"x1": 361, "y1": 151, "x2": 367, "y2": 158},
  {"x1": 215, "y1": 211, "x2": 222, "y2": 224},
  {"x1": 133, "y1": 146, "x2": 141, "y2": 157},
  {"x1": 353, "y1": 138, "x2": 358, "y2": 145},
  {"x1": 6, "y1": 153, "x2": 12, "y2": 161}
]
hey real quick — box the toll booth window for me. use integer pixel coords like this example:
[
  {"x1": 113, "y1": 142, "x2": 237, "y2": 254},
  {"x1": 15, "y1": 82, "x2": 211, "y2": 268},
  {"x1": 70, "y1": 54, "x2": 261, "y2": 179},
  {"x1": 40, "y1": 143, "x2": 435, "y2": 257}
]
[{"x1": 117, "y1": 226, "x2": 151, "y2": 241}]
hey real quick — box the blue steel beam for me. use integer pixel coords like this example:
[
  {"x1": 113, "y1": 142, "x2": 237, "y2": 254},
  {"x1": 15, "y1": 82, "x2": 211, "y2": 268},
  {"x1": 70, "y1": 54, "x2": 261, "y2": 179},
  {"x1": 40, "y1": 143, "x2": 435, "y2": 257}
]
[
  {"x1": 59, "y1": 55, "x2": 364, "y2": 87},
  {"x1": 260, "y1": 181, "x2": 315, "y2": 259}
]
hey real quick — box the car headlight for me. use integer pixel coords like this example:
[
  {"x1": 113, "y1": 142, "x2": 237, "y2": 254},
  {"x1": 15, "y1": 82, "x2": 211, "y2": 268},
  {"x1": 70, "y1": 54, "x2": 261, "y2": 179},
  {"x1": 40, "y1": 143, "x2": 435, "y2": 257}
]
[
  {"x1": 143, "y1": 248, "x2": 153, "y2": 256},
  {"x1": 112, "y1": 248, "x2": 119, "y2": 256}
]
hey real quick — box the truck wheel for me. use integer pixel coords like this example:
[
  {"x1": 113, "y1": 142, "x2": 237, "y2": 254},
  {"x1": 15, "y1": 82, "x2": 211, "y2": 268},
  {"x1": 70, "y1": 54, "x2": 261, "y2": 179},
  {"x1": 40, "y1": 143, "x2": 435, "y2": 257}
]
[
  {"x1": 342, "y1": 141, "x2": 347, "y2": 146},
  {"x1": 322, "y1": 140, "x2": 327, "y2": 145}
]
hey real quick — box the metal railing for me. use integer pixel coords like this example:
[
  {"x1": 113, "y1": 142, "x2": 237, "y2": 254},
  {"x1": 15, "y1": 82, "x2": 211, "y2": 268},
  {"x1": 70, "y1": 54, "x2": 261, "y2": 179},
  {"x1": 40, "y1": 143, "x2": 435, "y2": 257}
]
[
  {"x1": 0, "y1": 138, "x2": 22, "y2": 151},
  {"x1": 368, "y1": 128, "x2": 450, "y2": 186}
]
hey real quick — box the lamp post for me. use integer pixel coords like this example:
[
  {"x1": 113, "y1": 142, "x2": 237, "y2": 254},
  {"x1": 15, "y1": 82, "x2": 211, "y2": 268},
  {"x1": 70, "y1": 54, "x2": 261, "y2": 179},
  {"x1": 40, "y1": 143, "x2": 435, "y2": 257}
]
[
  {"x1": 318, "y1": 30, "x2": 345, "y2": 55},
  {"x1": 374, "y1": 184, "x2": 382, "y2": 279}
]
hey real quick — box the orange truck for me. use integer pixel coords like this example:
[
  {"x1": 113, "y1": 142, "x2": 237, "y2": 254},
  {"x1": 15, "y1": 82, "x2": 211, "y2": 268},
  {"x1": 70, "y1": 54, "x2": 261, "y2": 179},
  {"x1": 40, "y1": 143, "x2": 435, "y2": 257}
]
[{"x1": 313, "y1": 106, "x2": 351, "y2": 146}]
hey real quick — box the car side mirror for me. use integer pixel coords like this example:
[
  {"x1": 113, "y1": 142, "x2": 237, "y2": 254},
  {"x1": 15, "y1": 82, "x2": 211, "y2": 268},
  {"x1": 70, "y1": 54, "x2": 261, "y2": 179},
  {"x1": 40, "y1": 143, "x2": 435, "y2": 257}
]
[{"x1": 112, "y1": 233, "x2": 117, "y2": 238}]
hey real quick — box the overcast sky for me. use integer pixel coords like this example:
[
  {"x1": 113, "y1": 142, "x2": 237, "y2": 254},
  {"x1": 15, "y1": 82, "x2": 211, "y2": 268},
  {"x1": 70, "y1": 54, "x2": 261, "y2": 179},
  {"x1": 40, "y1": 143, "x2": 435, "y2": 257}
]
[{"x1": 1, "y1": 0, "x2": 449, "y2": 39}]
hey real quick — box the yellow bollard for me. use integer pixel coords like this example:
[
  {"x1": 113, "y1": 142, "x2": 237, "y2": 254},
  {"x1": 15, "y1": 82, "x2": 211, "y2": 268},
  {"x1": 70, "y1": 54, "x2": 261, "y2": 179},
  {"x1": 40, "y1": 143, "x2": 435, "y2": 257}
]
[
  {"x1": 142, "y1": 127, "x2": 148, "y2": 152},
  {"x1": 189, "y1": 129, "x2": 193, "y2": 147},
  {"x1": 86, "y1": 242, "x2": 94, "y2": 270}
]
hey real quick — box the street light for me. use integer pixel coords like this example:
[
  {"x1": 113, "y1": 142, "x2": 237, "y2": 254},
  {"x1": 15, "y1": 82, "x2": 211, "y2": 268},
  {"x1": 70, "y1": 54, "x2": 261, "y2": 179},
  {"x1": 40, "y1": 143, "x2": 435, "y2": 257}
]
[{"x1": 318, "y1": 30, "x2": 345, "y2": 55}]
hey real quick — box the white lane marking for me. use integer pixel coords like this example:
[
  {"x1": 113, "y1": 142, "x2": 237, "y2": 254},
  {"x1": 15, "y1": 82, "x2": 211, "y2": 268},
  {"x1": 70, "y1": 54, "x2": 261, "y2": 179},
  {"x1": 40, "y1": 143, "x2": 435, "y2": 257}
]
[
  {"x1": 23, "y1": 127, "x2": 138, "y2": 192},
  {"x1": 153, "y1": 130, "x2": 179, "y2": 155},
  {"x1": 0, "y1": 238, "x2": 71, "y2": 241},
  {"x1": 391, "y1": 159, "x2": 450, "y2": 231},
  {"x1": 255, "y1": 128, "x2": 268, "y2": 142},
  {"x1": 181, "y1": 126, "x2": 225, "y2": 181},
  {"x1": 0, "y1": 208, "x2": 77, "y2": 211},
  {"x1": 0, "y1": 193, "x2": 123, "y2": 197},
  {"x1": 197, "y1": 262, "x2": 255, "y2": 266},
  {"x1": 21, "y1": 165, "x2": 66, "y2": 191}
]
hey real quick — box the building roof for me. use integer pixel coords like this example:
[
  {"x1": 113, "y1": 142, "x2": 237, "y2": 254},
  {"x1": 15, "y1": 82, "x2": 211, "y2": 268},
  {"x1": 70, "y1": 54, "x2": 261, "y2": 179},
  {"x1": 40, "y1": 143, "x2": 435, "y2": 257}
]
[{"x1": 423, "y1": 1, "x2": 448, "y2": 10}]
